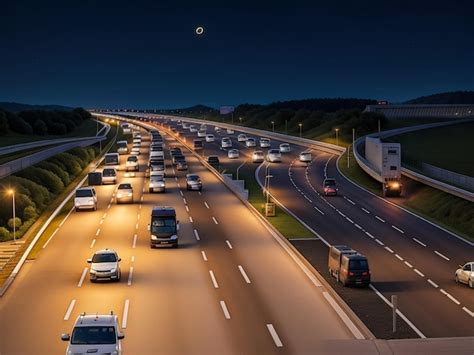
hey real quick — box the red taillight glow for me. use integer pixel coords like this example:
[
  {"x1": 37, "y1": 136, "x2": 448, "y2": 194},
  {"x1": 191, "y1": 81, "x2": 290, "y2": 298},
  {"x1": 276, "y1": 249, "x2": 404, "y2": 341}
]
[
  {"x1": 362, "y1": 272, "x2": 368, "y2": 276},
  {"x1": 349, "y1": 272, "x2": 355, "y2": 276}
]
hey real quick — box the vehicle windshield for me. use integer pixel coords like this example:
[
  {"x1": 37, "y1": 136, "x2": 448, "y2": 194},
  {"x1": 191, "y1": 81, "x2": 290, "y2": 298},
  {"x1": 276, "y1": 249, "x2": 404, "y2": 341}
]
[
  {"x1": 127, "y1": 156, "x2": 137, "y2": 162},
  {"x1": 325, "y1": 180, "x2": 336, "y2": 186},
  {"x1": 92, "y1": 253, "x2": 117, "y2": 263},
  {"x1": 76, "y1": 190, "x2": 93, "y2": 198},
  {"x1": 71, "y1": 326, "x2": 116, "y2": 345},
  {"x1": 118, "y1": 184, "x2": 132, "y2": 190},
  {"x1": 188, "y1": 175, "x2": 199, "y2": 181},
  {"x1": 269, "y1": 150, "x2": 280, "y2": 154},
  {"x1": 151, "y1": 175, "x2": 164, "y2": 181},
  {"x1": 151, "y1": 217, "x2": 176, "y2": 234},
  {"x1": 117, "y1": 142, "x2": 127, "y2": 148},
  {"x1": 105, "y1": 155, "x2": 119, "y2": 164},
  {"x1": 103, "y1": 169, "x2": 116, "y2": 177},
  {"x1": 349, "y1": 259, "x2": 369, "y2": 270}
]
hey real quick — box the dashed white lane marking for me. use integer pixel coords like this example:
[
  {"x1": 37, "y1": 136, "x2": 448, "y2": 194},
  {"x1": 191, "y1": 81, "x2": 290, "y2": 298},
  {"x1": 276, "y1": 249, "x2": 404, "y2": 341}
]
[
  {"x1": 304, "y1": 195, "x2": 312, "y2": 203},
  {"x1": 345, "y1": 197, "x2": 356, "y2": 205},
  {"x1": 384, "y1": 246, "x2": 394, "y2": 253},
  {"x1": 427, "y1": 279, "x2": 439, "y2": 288},
  {"x1": 128, "y1": 267, "x2": 134, "y2": 286},
  {"x1": 189, "y1": 216, "x2": 193, "y2": 223},
  {"x1": 413, "y1": 238, "x2": 427, "y2": 247},
  {"x1": 131, "y1": 256, "x2": 135, "y2": 263},
  {"x1": 440, "y1": 288, "x2": 448, "y2": 295},
  {"x1": 132, "y1": 234, "x2": 137, "y2": 248},
  {"x1": 64, "y1": 299, "x2": 76, "y2": 321},
  {"x1": 209, "y1": 270, "x2": 219, "y2": 288},
  {"x1": 434, "y1": 250, "x2": 450, "y2": 261},
  {"x1": 361, "y1": 208, "x2": 370, "y2": 214},
  {"x1": 201, "y1": 251, "x2": 208, "y2": 261},
  {"x1": 354, "y1": 223, "x2": 362, "y2": 230},
  {"x1": 177, "y1": 183, "x2": 181, "y2": 188},
  {"x1": 346, "y1": 217, "x2": 354, "y2": 224},
  {"x1": 404, "y1": 261, "x2": 413, "y2": 268},
  {"x1": 90, "y1": 239, "x2": 96, "y2": 249},
  {"x1": 365, "y1": 232, "x2": 375, "y2": 239},
  {"x1": 392, "y1": 225, "x2": 405, "y2": 234},
  {"x1": 139, "y1": 204, "x2": 142, "y2": 210},
  {"x1": 99, "y1": 219, "x2": 104, "y2": 225},
  {"x1": 140, "y1": 196, "x2": 144, "y2": 202},
  {"x1": 175, "y1": 177, "x2": 178, "y2": 181},
  {"x1": 204, "y1": 202, "x2": 210, "y2": 209},
  {"x1": 137, "y1": 214, "x2": 140, "y2": 220},
  {"x1": 43, "y1": 228, "x2": 59, "y2": 249},
  {"x1": 185, "y1": 205, "x2": 189, "y2": 212},
  {"x1": 446, "y1": 293, "x2": 461, "y2": 305},
  {"x1": 462, "y1": 307, "x2": 474, "y2": 317},
  {"x1": 108, "y1": 204, "x2": 111, "y2": 209},
  {"x1": 395, "y1": 254, "x2": 404, "y2": 261},
  {"x1": 375, "y1": 216, "x2": 385, "y2": 223},
  {"x1": 122, "y1": 300, "x2": 130, "y2": 329},
  {"x1": 226, "y1": 240, "x2": 233, "y2": 249},
  {"x1": 183, "y1": 198, "x2": 187, "y2": 204},
  {"x1": 414, "y1": 269, "x2": 425, "y2": 277},
  {"x1": 194, "y1": 229, "x2": 200, "y2": 241},
  {"x1": 375, "y1": 239, "x2": 384, "y2": 246},
  {"x1": 198, "y1": 191, "x2": 202, "y2": 195},
  {"x1": 220, "y1": 301, "x2": 231, "y2": 320},
  {"x1": 322, "y1": 291, "x2": 365, "y2": 339},
  {"x1": 238, "y1": 265, "x2": 251, "y2": 284},
  {"x1": 78, "y1": 267, "x2": 88, "y2": 288},
  {"x1": 314, "y1": 206, "x2": 325, "y2": 215},
  {"x1": 266, "y1": 324, "x2": 283, "y2": 347},
  {"x1": 212, "y1": 217, "x2": 219, "y2": 225},
  {"x1": 95, "y1": 229, "x2": 101, "y2": 236},
  {"x1": 102, "y1": 213, "x2": 107, "y2": 219},
  {"x1": 135, "y1": 223, "x2": 139, "y2": 230},
  {"x1": 337, "y1": 211, "x2": 346, "y2": 218}
]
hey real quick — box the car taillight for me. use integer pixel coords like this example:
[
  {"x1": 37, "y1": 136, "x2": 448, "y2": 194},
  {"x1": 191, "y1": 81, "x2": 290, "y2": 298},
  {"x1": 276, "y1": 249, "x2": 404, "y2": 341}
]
[
  {"x1": 349, "y1": 271, "x2": 355, "y2": 276},
  {"x1": 362, "y1": 271, "x2": 368, "y2": 276}
]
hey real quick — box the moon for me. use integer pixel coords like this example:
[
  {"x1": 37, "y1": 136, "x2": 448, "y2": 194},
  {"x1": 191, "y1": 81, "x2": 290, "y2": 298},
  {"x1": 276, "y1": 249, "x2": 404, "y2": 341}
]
[{"x1": 195, "y1": 26, "x2": 204, "y2": 35}]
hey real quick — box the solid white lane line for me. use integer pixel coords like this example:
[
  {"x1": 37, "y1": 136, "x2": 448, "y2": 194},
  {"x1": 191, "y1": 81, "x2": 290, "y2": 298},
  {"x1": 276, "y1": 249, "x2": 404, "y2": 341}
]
[
  {"x1": 189, "y1": 216, "x2": 193, "y2": 223},
  {"x1": 238, "y1": 265, "x2": 251, "y2": 284},
  {"x1": 128, "y1": 267, "x2": 134, "y2": 286},
  {"x1": 404, "y1": 261, "x2": 413, "y2": 268},
  {"x1": 212, "y1": 217, "x2": 219, "y2": 224},
  {"x1": 375, "y1": 216, "x2": 385, "y2": 223},
  {"x1": 95, "y1": 229, "x2": 101, "y2": 236},
  {"x1": 90, "y1": 239, "x2": 96, "y2": 249},
  {"x1": 132, "y1": 234, "x2": 137, "y2": 248},
  {"x1": 427, "y1": 279, "x2": 439, "y2": 288},
  {"x1": 185, "y1": 205, "x2": 189, "y2": 212},
  {"x1": 201, "y1": 251, "x2": 208, "y2": 261},
  {"x1": 462, "y1": 307, "x2": 474, "y2": 317},
  {"x1": 194, "y1": 229, "x2": 200, "y2": 241},
  {"x1": 209, "y1": 270, "x2": 219, "y2": 288},
  {"x1": 204, "y1": 202, "x2": 210, "y2": 209},
  {"x1": 226, "y1": 240, "x2": 233, "y2": 249},
  {"x1": 322, "y1": 292, "x2": 365, "y2": 340},
  {"x1": 365, "y1": 231, "x2": 375, "y2": 239},
  {"x1": 375, "y1": 239, "x2": 384, "y2": 246},
  {"x1": 64, "y1": 299, "x2": 76, "y2": 321},
  {"x1": 59, "y1": 206, "x2": 75, "y2": 227},
  {"x1": 395, "y1": 254, "x2": 404, "y2": 261},
  {"x1": 314, "y1": 206, "x2": 325, "y2": 215},
  {"x1": 122, "y1": 300, "x2": 130, "y2": 328},
  {"x1": 180, "y1": 190, "x2": 184, "y2": 196},
  {"x1": 384, "y1": 246, "x2": 394, "y2": 253},
  {"x1": 361, "y1": 208, "x2": 370, "y2": 214},
  {"x1": 43, "y1": 228, "x2": 59, "y2": 249},
  {"x1": 434, "y1": 250, "x2": 450, "y2": 261},
  {"x1": 220, "y1": 301, "x2": 231, "y2": 320},
  {"x1": 446, "y1": 293, "x2": 460, "y2": 305},
  {"x1": 266, "y1": 324, "x2": 284, "y2": 347},
  {"x1": 183, "y1": 198, "x2": 187, "y2": 205},
  {"x1": 414, "y1": 269, "x2": 425, "y2": 277},
  {"x1": 78, "y1": 268, "x2": 88, "y2": 288},
  {"x1": 392, "y1": 225, "x2": 405, "y2": 234},
  {"x1": 413, "y1": 238, "x2": 427, "y2": 247}
]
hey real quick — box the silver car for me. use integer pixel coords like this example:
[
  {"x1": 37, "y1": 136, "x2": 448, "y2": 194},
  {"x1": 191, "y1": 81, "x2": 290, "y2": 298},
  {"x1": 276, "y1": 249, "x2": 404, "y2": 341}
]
[
  {"x1": 87, "y1": 249, "x2": 121, "y2": 282},
  {"x1": 455, "y1": 262, "x2": 474, "y2": 288},
  {"x1": 149, "y1": 172, "x2": 166, "y2": 193},
  {"x1": 116, "y1": 183, "x2": 133, "y2": 204},
  {"x1": 228, "y1": 149, "x2": 239, "y2": 159},
  {"x1": 74, "y1": 187, "x2": 97, "y2": 211}
]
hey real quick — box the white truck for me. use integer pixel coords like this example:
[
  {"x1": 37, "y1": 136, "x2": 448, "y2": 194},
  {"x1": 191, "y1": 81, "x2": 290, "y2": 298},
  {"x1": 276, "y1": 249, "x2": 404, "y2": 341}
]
[{"x1": 365, "y1": 137, "x2": 402, "y2": 196}]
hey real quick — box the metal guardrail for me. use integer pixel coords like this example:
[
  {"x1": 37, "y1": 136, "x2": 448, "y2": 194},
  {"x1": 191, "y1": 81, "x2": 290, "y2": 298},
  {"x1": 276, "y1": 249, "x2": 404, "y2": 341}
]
[{"x1": 353, "y1": 119, "x2": 474, "y2": 202}]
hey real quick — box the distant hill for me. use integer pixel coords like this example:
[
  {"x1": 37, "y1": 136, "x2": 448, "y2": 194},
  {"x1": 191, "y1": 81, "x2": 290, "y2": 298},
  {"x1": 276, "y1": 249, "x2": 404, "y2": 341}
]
[
  {"x1": 406, "y1": 91, "x2": 474, "y2": 105},
  {"x1": 0, "y1": 102, "x2": 74, "y2": 112}
]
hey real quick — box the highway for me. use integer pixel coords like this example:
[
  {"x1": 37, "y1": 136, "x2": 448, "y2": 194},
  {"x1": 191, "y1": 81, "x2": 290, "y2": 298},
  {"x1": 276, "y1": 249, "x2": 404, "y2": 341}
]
[
  {"x1": 0, "y1": 125, "x2": 364, "y2": 354},
  {"x1": 155, "y1": 115, "x2": 474, "y2": 339}
]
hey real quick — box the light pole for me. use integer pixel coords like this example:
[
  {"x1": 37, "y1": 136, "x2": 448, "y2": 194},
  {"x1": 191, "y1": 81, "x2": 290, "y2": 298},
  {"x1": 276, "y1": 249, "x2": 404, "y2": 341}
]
[
  {"x1": 239, "y1": 117, "x2": 243, "y2": 125},
  {"x1": 271, "y1": 121, "x2": 275, "y2": 132},
  {"x1": 7, "y1": 189, "x2": 16, "y2": 243},
  {"x1": 299, "y1": 123, "x2": 302, "y2": 138},
  {"x1": 335, "y1": 128, "x2": 339, "y2": 146}
]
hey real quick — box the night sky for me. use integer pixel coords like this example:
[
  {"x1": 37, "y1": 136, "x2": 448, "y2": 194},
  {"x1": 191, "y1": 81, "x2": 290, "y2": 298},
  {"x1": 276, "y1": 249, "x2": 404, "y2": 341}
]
[{"x1": 2, "y1": 1, "x2": 473, "y2": 108}]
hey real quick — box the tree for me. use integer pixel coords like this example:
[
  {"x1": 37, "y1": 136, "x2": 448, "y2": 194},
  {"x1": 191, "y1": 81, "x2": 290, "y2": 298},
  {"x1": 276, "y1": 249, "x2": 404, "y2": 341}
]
[
  {"x1": 33, "y1": 119, "x2": 48, "y2": 135},
  {"x1": 8, "y1": 217, "x2": 22, "y2": 231},
  {"x1": 0, "y1": 111, "x2": 9, "y2": 135},
  {"x1": 0, "y1": 227, "x2": 10, "y2": 242}
]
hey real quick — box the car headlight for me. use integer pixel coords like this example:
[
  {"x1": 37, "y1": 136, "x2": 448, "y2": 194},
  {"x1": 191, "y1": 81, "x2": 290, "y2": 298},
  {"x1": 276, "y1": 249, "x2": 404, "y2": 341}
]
[
  {"x1": 170, "y1": 235, "x2": 178, "y2": 240},
  {"x1": 90, "y1": 269, "x2": 97, "y2": 274},
  {"x1": 151, "y1": 234, "x2": 158, "y2": 240},
  {"x1": 110, "y1": 268, "x2": 117, "y2": 273},
  {"x1": 127, "y1": 192, "x2": 133, "y2": 197},
  {"x1": 117, "y1": 193, "x2": 123, "y2": 198}
]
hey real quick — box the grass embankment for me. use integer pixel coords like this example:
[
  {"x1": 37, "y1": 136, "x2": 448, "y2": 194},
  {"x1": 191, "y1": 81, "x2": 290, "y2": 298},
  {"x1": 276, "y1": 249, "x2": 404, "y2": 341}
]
[
  {"x1": 238, "y1": 165, "x2": 312, "y2": 239},
  {"x1": 338, "y1": 150, "x2": 474, "y2": 242}
]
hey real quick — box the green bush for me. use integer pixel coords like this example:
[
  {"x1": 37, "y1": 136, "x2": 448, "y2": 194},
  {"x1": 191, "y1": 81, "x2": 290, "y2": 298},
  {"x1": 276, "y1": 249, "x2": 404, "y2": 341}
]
[
  {"x1": 8, "y1": 217, "x2": 22, "y2": 230},
  {"x1": 1, "y1": 176, "x2": 51, "y2": 211},
  {"x1": 38, "y1": 161, "x2": 70, "y2": 185},
  {"x1": 23, "y1": 205, "x2": 38, "y2": 220},
  {"x1": 16, "y1": 167, "x2": 64, "y2": 195},
  {"x1": 33, "y1": 119, "x2": 48, "y2": 135},
  {"x1": 52, "y1": 153, "x2": 82, "y2": 177},
  {"x1": 0, "y1": 227, "x2": 10, "y2": 241},
  {"x1": 69, "y1": 147, "x2": 90, "y2": 164}
]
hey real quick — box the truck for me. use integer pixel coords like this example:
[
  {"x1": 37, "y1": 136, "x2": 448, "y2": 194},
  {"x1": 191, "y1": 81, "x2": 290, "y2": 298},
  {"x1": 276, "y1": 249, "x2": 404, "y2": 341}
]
[
  {"x1": 328, "y1": 245, "x2": 370, "y2": 287},
  {"x1": 365, "y1": 137, "x2": 402, "y2": 196},
  {"x1": 148, "y1": 207, "x2": 179, "y2": 248}
]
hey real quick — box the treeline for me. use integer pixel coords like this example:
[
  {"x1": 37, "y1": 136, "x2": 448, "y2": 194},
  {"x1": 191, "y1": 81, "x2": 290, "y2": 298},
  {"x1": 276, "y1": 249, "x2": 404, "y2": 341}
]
[
  {"x1": 0, "y1": 146, "x2": 98, "y2": 241},
  {"x1": 406, "y1": 91, "x2": 474, "y2": 105},
  {"x1": 0, "y1": 108, "x2": 91, "y2": 136}
]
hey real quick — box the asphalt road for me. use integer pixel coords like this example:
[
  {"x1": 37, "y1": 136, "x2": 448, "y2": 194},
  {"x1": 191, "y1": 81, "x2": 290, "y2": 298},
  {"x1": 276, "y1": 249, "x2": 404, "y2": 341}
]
[
  {"x1": 158, "y1": 117, "x2": 474, "y2": 339},
  {"x1": 0, "y1": 126, "x2": 366, "y2": 354}
]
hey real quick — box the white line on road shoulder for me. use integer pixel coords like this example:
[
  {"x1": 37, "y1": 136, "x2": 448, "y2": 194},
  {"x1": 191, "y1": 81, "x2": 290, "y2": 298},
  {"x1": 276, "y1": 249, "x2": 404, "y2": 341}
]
[
  {"x1": 238, "y1": 265, "x2": 251, "y2": 284},
  {"x1": 434, "y1": 250, "x2": 450, "y2": 261},
  {"x1": 322, "y1": 292, "x2": 364, "y2": 339},
  {"x1": 122, "y1": 300, "x2": 130, "y2": 328},
  {"x1": 128, "y1": 267, "x2": 134, "y2": 286},
  {"x1": 201, "y1": 251, "x2": 208, "y2": 261},
  {"x1": 77, "y1": 268, "x2": 88, "y2": 288},
  {"x1": 209, "y1": 270, "x2": 219, "y2": 288},
  {"x1": 266, "y1": 324, "x2": 284, "y2": 347},
  {"x1": 64, "y1": 299, "x2": 76, "y2": 321},
  {"x1": 413, "y1": 238, "x2": 427, "y2": 247},
  {"x1": 212, "y1": 217, "x2": 219, "y2": 224},
  {"x1": 59, "y1": 206, "x2": 75, "y2": 227},
  {"x1": 220, "y1": 300, "x2": 231, "y2": 319},
  {"x1": 43, "y1": 228, "x2": 59, "y2": 249},
  {"x1": 225, "y1": 240, "x2": 233, "y2": 249}
]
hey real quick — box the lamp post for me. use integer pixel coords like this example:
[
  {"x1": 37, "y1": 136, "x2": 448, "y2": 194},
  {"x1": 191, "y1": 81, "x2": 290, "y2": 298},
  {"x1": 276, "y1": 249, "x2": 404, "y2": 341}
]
[
  {"x1": 7, "y1": 189, "x2": 16, "y2": 243},
  {"x1": 271, "y1": 121, "x2": 275, "y2": 132},
  {"x1": 335, "y1": 128, "x2": 339, "y2": 146},
  {"x1": 299, "y1": 123, "x2": 303, "y2": 138},
  {"x1": 239, "y1": 117, "x2": 243, "y2": 125}
]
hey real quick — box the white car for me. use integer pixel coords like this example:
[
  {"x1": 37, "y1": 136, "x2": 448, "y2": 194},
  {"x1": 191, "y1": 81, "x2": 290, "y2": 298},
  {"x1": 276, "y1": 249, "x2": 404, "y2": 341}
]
[
  {"x1": 237, "y1": 134, "x2": 247, "y2": 142},
  {"x1": 131, "y1": 147, "x2": 140, "y2": 155},
  {"x1": 116, "y1": 183, "x2": 133, "y2": 204},
  {"x1": 205, "y1": 134, "x2": 215, "y2": 142},
  {"x1": 227, "y1": 149, "x2": 239, "y2": 159},
  {"x1": 61, "y1": 313, "x2": 124, "y2": 354},
  {"x1": 280, "y1": 143, "x2": 291, "y2": 153},
  {"x1": 252, "y1": 150, "x2": 265, "y2": 163},
  {"x1": 226, "y1": 128, "x2": 234, "y2": 134},
  {"x1": 87, "y1": 249, "x2": 121, "y2": 282},
  {"x1": 125, "y1": 155, "x2": 139, "y2": 171},
  {"x1": 266, "y1": 149, "x2": 281, "y2": 162},
  {"x1": 189, "y1": 125, "x2": 198, "y2": 132},
  {"x1": 102, "y1": 168, "x2": 117, "y2": 184},
  {"x1": 149, "y1": 172, "x2": 166, "y2": 193},
  {"x1": 260, "y1": 138, "x2": 271, "y2": 148},
  {"x1": 74, "y1": 187, "x2": 97, "y2": 211},
  {"x1": 132, "y1": 138, "x2": 141, "y2": 146},
  {"x1": 455, "y1": 262, "x2": 474, "y2": 288},
  {"x1": 245, "y1": 138, "x2": 256, "y2": 147},
  {"x1": 197, "y1": 130, "x2": 207, "y2": 137},
  {"x1": 214, "y1": 126, "x2": 221, "y2": 132},
  {"x1": 221, "y1": 137, "x2": 232, "y2": 148},
  {"x1": 299, "y1": 151, "x2": 312, "y2": 163}
]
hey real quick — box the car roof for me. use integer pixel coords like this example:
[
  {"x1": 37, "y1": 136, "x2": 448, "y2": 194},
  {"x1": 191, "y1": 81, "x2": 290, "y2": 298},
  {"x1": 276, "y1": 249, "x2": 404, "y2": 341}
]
[
  {"x1": 74, "y1": 314, "x2": 117, "y2": 327},
  {"x1": 94, "y1": 248, "x2": 117, "y2": 255},
  {"x1": 118, "y1": 183, "x2": 132, "y2": 188},
  {"x1": 77, "y1": 187, "x2": 94, "y2": 191},
  {"x1": 186, "y1": 174, "x2": 199, "y2": 178},
  {"x1": 151, "y1": 207, "x2": 176, "y2": 217}
]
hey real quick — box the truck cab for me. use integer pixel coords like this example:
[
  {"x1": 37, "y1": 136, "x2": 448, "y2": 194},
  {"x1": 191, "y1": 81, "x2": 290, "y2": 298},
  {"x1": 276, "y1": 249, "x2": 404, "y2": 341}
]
[{"x1": 149, "y1": 207, "x2": 179, "y2": 248}]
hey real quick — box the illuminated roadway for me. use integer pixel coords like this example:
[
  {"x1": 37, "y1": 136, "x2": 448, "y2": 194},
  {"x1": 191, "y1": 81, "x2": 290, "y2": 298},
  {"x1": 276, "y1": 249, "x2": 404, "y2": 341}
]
[
  {"x1": 0, "y1": 126, "x2": 369, "y2": 354},
  {"x1": 154, "y1": 115, "x2": 474, "y2": 339}
]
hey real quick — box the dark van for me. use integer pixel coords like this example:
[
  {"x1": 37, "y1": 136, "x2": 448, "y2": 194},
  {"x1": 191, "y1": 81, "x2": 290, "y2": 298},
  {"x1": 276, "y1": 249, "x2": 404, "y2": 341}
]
[{"x1": 328, "y1": 245, "x2": 370, "y2": 287}]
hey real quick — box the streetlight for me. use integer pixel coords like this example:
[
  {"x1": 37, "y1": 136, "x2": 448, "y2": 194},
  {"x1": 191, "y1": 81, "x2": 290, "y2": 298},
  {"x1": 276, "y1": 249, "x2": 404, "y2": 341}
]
[
  {"x1": 239, "y1": 117, "x2": 243, "y2": 125},
  {"x1": 271, "y1": 121, "x2": 275, "y2": 132},
  {"x1": 335, "y1": 128, "x2": 339, "y2": 146},
  {"x1": 299, "y1": 123, "x2": 303, "y2": 138},
  {"x1": 7, "y1": 189, "x2": 16, "y2": 243}
]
